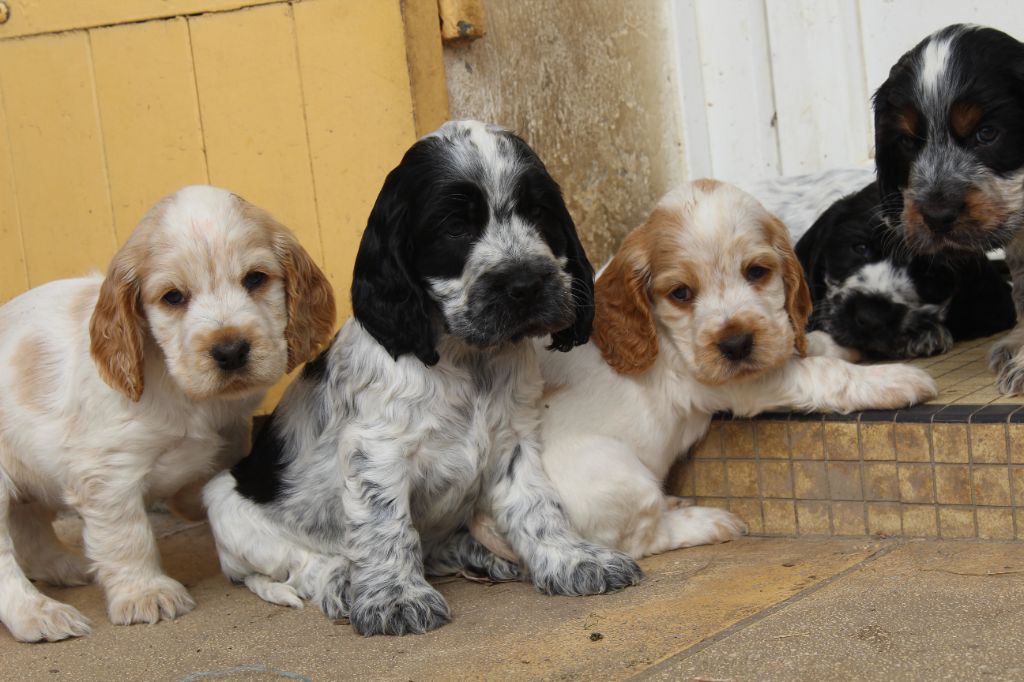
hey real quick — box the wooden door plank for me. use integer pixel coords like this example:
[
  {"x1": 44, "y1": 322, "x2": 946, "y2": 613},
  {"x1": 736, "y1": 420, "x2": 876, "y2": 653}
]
[
  {"x1": 189, "y1": 3, "x2": 321, "y2": 262},
  {"x1": 0, "y1": 0, "x2": 280, "y2": 40},
  {"x1": 0, "y1": 32, "x2": 116, "y2": 286},
  {"x1": 293, "y1": 0, "x2": 418, "y2": 315},
  {"x1": 0, "y1": 86, "x2": 29, "y2": 303},
  {"x1": 90, "y1": 17, "x2": 209, "y2": 243}
]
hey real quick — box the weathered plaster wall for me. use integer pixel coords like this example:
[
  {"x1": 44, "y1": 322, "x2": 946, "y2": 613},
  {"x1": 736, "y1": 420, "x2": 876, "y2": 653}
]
[{"x1": 443, "y1": 0, "x2": 685, "y2": 263}]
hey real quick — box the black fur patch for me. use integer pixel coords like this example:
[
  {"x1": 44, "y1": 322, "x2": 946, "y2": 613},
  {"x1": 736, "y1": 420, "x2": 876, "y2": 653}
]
[{"x1": 231, "y1": 413, "x2": 288, "y2": 504}]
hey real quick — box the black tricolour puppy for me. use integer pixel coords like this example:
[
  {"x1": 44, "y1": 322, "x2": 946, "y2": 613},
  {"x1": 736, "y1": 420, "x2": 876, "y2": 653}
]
[
  {"x1": 873, "y1": 24, "x2": 1024, "y2": 389},
  {"x1": 796, "y1": 181, "x2": 1015, "y2": 360},
  {"x1": 203, "y1": 120, "x2": 641, "y2": 636}
]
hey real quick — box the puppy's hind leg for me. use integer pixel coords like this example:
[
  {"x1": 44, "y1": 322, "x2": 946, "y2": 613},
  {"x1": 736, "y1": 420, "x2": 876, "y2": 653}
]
[
  {"x1": 203, "y1": 473, "x2": 331, "y2": 614},
  {"x1": 424, "y1": 529, "x2": 524, "y2": 582},
  {"x1": 10, "y1": 502, "x2": 92, "y2": 587},
  {"x1": 0, "y1": 469, "x2": 91, "y2": 642},
  {"x1": 648, "y1": 503, "x2": 748, "y2": 556}
]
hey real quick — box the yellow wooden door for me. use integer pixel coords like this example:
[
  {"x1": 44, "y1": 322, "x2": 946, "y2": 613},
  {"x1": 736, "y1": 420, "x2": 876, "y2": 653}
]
[{"x1": 0, "y1": 0, "x2": 448, "y2": 405}]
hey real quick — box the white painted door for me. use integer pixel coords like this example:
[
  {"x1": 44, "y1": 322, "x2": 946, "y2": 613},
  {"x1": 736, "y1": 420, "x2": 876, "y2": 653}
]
[{"x1": 673, "y1": 0, "x2": 1024, "y2": 184}]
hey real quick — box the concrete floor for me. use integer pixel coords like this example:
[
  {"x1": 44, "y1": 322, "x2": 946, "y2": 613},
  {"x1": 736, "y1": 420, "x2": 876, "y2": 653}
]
[{"x1": 3, "y1": 515, "x2": 1024, "y2": 681}]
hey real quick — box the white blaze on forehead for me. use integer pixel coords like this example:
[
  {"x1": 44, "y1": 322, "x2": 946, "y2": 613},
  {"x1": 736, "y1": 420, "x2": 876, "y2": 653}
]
[
  {"x1": 917, "y1": 28, "x2": 967, "y2": 102},
  {"x1": 160, "y1": 185, "x2": 245, "y2": 243},
  {"x1": 659, "y1": 182, "x2": 773, "y2": 247},
  {"x1": 835, "y1": 261, "x2": 920, "y2": 307}
]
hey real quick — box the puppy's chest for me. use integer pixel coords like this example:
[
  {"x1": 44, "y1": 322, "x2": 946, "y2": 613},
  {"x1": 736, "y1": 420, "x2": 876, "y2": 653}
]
[
  {"x1": 145, "y1": 413, "x2": 229, "y2": 496},
  {"x1": 409, "y1": 363, "x2": 523, "y2": 518}
]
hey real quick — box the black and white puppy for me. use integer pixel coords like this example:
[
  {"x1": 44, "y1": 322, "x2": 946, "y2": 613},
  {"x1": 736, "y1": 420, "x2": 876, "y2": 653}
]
[
  {"x1": 873, "y1": 24, "x2": 1024, "y2": 389},
  {"x1": 203, "y1": 120, "x2": 641, "y2": 636},
  {"x1": 797, "y1": 181, "x2": 1015, "y2": 360}
]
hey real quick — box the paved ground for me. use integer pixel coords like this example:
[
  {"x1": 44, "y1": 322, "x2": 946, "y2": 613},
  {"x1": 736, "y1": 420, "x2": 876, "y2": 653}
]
[{"x1": 3, "y1": 515, "x2": 1024, "y2": 681}]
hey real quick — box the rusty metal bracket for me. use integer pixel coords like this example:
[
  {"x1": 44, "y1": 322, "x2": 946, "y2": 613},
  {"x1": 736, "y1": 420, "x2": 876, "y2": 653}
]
[{"x1": 438, "y1": 0, "x2": 485, "y2": 44}]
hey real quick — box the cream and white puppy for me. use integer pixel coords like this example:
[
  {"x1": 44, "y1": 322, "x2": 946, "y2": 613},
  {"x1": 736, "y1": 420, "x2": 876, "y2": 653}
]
[
  {"x1": 536, "y1": 180, "x2": 937, "y2": 559},
  {"x1": 0, "y1": 186, "x2": 335, "y2": 642}
]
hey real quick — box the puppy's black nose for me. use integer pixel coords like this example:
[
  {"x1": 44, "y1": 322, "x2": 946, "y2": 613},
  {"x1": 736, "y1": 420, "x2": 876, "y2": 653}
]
[
  {"x1": 212, "y1": 339, "x2": 251, "y2": 371},
  {"x1": 718, "y1": 333, "x2": 754, "y2": 362},
  {"x1": 505, "y1": 271, "x2": 545, "y2": 302},
  {"x1": 919, "y1": 201, "x2": 963, "y2": 235}
]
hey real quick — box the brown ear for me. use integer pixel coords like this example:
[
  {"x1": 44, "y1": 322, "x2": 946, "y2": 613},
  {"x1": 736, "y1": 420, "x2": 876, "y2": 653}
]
[
  {"x1": 90, "y1": 252, "x2": 145, "y2": 401},
  {"x1": 766, "y1": 216, "x2": 812, "y2": 356},
  {"x1": 591, "y1": 232, "x2": 658, "y2": 374},
  {"x1": 274, "y1": 229, "x2": 337, "y2": 372}
]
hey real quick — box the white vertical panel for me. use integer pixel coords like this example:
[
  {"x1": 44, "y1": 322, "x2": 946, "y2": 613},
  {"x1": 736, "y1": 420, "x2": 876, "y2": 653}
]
[
  {"x1": 766, "y1": 0, "x2": 872, "y2": 173},
  {"x1": 689, "y1": 0, "x2": 779, "y2": 184},
  {"x1": 671, "y1": 0, "x2": 713, "y2": 180},
  {"x1": 858, "y1": 0, "x2": 1024, "y2": 97}
]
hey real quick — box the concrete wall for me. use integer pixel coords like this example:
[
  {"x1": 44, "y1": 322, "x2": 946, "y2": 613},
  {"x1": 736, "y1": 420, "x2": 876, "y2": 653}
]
[{"x1": 443, "y1": 0, "x2": 685, "y2": 264}]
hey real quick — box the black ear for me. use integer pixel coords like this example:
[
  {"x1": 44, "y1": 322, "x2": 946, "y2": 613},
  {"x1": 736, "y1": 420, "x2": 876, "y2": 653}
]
[
  {"x1": 794, "y1": 210, "x2": 829, "y2": 303},
  {"x1": 351, "y1": 166, "x2": 440, "y2": 366},
  {"x1": 872, "y1": 83, "x2": 908, "y2": 226},
  {"x1": 548, "y1": 203, "x2": 595, "y2": 352}
]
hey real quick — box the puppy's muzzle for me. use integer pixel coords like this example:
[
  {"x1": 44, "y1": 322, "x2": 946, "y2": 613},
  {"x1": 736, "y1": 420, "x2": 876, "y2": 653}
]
[
  {"x1": 718, "y1": 332, "x2": 754, "y2": 362},
  {"x1": 918, "y1": 196, "x2": 965, "y2": 236},
  {"x1": 843, "y1": 293, "x2": 905, "y2": 338},
  {"x1": 503, "y1": 270, "x2": 546, "y2": 307},
  {"x1": 211, "y1": 338, "x2": 251, "y2": 372}
]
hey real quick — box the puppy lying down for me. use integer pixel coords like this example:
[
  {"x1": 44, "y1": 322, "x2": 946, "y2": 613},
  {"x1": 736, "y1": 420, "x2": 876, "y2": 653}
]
[
  {"x1": 796, "y1": 182, "x2": 1015, "y2": 360},
  {"x1": 528, "y1": 181, "x2": 936, "y2": 559}
]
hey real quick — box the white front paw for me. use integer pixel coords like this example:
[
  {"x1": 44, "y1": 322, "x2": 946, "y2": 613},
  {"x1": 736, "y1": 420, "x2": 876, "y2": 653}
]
[
  {"x1": 665, "y1": 506, "x2": 748, "y2": 548},
  {"x1": 863, "y1": 364, "x2": 937, "y2": 409},
  {"x1": 3, "y1": 595, "x2": 91, "y2": 642},
  {"x1": 106, "y1": 575, "x2": 195, "y2": 625}
]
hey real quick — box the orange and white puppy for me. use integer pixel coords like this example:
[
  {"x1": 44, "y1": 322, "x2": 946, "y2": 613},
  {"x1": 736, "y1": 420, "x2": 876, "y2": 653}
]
[
  {"x1": 0, "y1": 186, "x2": 335, "y2": 642},
  {"x1": 537, "y1": 180, "x2": 936, "y2": 559}
]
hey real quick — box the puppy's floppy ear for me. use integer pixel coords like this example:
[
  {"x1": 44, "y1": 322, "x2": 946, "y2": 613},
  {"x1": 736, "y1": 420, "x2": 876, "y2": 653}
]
[
  {"x1": 765, "y1": 215, "x2": 812, "y2": 356},
  {"x1": 794, "y1": 207, "x2": 831, "y2": 303},
  {"x1": 547, "y1": 200, "x2": 596, "y2": 352},
  {"x1": 271, "y1": 223, "x2": 336, "y2": 373},
  {"x1": 591, "y1": 228, "x2": 658, "y2": 374},
  {"x1": 352, "y1": 163, "x2": 440, "y2": 366},
  {"x1": 872, "y1": 82, "x2": 908, "y2": 226},
  {"x1": 90, "y1": 245, "x2": 146, "y2": 401},
  {"x1": 234, "y1": 196, "x2": 336, "y2": 371}
]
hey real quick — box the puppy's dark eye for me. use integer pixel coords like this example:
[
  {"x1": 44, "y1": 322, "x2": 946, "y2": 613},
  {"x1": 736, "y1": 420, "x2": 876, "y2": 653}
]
[
  {"x1": 243, "y1": 271, "x2": 268, "y2": 291},
  {"x1": 162, "y1": 289, "x2": 186, "y2": 306},
  {"x1": 527, "y1": 204, "x2": 549, "y2": 223},
  {"x1": 975, "y1": 125, "x2": 1000, "y2": 146},
  {"x1": 444, "y1": 224, "x2": 471, "y2": 240},
  {"x1": 898, "y1": 135, "x2": 918, "y2": 152},
  {"x1": 852, "y1": 243, "x2": 872, "y2": 258},
  {"x1": 670, "y1": 286, "x2": 693, "y2": 302},
  {"x1": 745, "y1": 265, "x2": 770, "y2": 283}
]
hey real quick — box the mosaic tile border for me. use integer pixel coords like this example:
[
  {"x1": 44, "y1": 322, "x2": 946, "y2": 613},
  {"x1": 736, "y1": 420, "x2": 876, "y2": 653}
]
[{"x1": 670, "y1": 416, "x2": 1024, "y2": 540}]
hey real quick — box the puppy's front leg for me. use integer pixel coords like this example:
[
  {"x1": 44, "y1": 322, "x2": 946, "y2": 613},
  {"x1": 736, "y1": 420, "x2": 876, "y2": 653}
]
[
  {"x1": 991, "y1": 236, "x2": 1024, "y2": 394},
  {"x1": 989, "y1": 325, "x2": 1024, "y2": 394},
  {"x1": 485, "y1": 439, "x2": 642, "y2": 596},
  {"x1": 753, "y1": 356, "x2": 936, "y2": 414},
  {"x1": 343, "y1": 446, "x2": 450, "y2": 636},
  {"x1": 73, "y1": 474, "x2": 194, "y2": 625}
]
